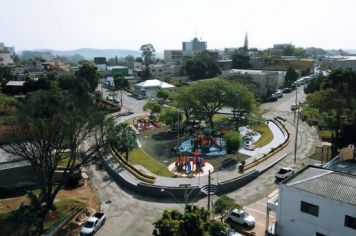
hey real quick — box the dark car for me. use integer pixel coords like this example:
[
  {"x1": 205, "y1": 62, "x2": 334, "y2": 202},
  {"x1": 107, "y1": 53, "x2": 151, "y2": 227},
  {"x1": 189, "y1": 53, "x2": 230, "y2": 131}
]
[
  {"x1": 266, "y1": 96, "x2": 277, "y2": 102},
  {"x1": 282, "y1": 88, "x2": 292, "y2": 93}
]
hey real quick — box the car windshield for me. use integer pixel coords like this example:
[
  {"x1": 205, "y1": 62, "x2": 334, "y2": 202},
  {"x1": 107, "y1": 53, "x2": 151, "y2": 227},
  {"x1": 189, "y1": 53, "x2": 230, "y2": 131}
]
[
  {"x1": 278, "y1": 169, "x2": 288, "y2": 174},
  {"x1": 84, "y1": 221, "x2": 94, "y2": 228},
  {"x1": 241, "y1": 212, "x2": 249, "y2": 218}
]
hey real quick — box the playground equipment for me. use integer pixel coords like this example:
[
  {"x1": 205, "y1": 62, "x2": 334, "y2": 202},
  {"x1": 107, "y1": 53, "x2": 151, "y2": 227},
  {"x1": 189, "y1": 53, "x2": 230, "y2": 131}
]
[
  {"x1": 133, "y1": 115, "x2": 160, "y2": 131},
  {"x1": 179, "y1": 129, "x2": 227, "y2": 157},
  {"x1": 175, "y1": 151, "x2": 206, "y2": 174}
]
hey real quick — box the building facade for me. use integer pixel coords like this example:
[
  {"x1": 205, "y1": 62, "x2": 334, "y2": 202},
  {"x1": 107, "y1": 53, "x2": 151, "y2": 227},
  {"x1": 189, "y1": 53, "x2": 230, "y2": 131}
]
[
  {"x1": 267, "y1": 166, "x2": 356, "y2": 236},
  {"x1": 182, "y1": 37, "x2": 207, "y2": 51}
]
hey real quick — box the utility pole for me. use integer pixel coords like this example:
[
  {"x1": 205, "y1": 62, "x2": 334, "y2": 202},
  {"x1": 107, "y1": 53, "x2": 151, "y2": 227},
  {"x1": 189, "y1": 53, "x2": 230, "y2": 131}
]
[
  {"x1": 294, "y1": 83, "x2": 298, "y2": 123},
  {"x1": 120, "y1": 89, "x2": 123, "y2": 108},
  {"x1": 294, "y1": 108, "x2": 299, "y2": 164},
  {"x1": 207, "y1": 170, "x2": 211, "y2": 212}
]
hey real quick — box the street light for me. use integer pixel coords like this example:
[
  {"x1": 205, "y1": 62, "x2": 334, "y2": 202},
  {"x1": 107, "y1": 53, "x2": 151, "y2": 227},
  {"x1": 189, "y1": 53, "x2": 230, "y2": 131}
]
[{"x1": 161, "y1": 184, "x2": 195, "y2": 212}]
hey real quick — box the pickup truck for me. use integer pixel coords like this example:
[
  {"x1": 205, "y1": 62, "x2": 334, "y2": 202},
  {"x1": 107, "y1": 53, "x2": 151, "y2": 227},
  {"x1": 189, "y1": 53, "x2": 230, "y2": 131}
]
[{"x1": 80, "y1": 212, "x2": 106, "y2": 235}]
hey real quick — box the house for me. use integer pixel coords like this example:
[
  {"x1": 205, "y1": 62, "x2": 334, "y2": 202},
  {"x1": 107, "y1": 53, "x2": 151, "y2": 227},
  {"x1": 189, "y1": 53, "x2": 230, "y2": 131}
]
[
  {"x1": 330, "y1": 57, "x2": 356, "y2": 71},
  {"x1": 222, "y1": 69, "x2": 285, "y2": 96},
  {"x1": 149, "y1": 64, "x2": 167, "y2": 80},
  {"x1": 267, "y1": 165, "x2": 356, "y2": 236},
  {"x1": 4, "y1": 81, "x2": 25, "y2": 94},
  {"x1": 133, "y1": 79, "x2": 175, "y2": 98}
]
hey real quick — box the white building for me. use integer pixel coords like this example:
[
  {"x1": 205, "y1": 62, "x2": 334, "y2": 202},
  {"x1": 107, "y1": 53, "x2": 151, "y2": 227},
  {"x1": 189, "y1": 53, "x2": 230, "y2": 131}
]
[
  {"x1": 267, "y1": 166, "x2": 356, "y2": 236},
  {"x1": 133, "y1": 79, "x2": 175, "y2": 98},
  {"x1": 222, "y1": 69, "x2": 285, "y2": 96},
  {"x1": 149, "y1": 64, "x2": 167, "y2": 80}
]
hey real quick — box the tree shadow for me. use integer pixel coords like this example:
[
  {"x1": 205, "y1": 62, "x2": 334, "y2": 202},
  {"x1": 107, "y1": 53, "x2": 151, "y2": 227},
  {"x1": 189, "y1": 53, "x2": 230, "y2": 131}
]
[{"x1": 152, "y1": 132, "x2": 177, "y2": 141}]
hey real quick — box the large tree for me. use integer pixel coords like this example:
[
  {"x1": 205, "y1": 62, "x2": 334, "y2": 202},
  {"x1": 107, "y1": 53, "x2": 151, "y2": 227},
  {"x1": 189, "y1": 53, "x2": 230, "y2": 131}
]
[
  {"x1": 159, "y1": 107, "x2": 182, "y2": 127},
  {"x1": 75, "y1": 62, "x2": 100, "y2": 92},
  {"x1": 184, "y1": 51, "x2": 220, "y2": 80},
  {"x1": 231, "y1": 50, "x2": 251, "y2": 69},
  {"x1": 153, "y1": 205, "x2": 227, "y2": 236},
  {"x1": 143, "y1": 101, "x2": 162, "y2": 116},
  {"x1": 284, "y1": 67, "x2": 299, "y2": 87},
  {"x1": 109, "y1": 122, "x2": 136, "y2": 161},
  {"x1": 1, "y1": 89, "x2": 110, "y2": 233},
  {"x1": 140, "y1": 44, "x2": 155, "y2": 78}
]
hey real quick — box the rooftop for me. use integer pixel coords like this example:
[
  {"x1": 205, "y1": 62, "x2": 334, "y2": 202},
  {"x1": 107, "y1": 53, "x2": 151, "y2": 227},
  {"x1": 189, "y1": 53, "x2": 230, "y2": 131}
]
[
  {"x1": 6, "y1": 81, "x2": 25, "y2": 86},
  {"x1": 135, "y1": 79, "x2": 175, "y2": 89},
  {"x1": 284, "y1": 166, "x2": 356, "y2": 206}
]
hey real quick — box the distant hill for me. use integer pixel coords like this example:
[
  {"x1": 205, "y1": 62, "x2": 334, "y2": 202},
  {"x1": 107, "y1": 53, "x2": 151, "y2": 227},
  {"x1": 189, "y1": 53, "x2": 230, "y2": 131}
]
[
  {"x1": 50, "y1": 48, "x2": 142, "y2": 59},
  {"x1": 18, "y1": 48, "x2": 163, "y2": 60}
]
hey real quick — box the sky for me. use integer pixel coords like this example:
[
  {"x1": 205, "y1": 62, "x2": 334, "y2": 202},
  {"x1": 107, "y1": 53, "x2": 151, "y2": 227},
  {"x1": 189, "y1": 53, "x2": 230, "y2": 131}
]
[{"x1": 1, "y1": 0, "x2": 355, "y2": 52}]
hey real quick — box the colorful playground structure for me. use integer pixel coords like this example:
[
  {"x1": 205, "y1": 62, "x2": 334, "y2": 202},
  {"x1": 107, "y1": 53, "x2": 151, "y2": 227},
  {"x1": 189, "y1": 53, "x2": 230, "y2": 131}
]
[
  {"x1": 175, "y1": 150, "x2": 206, "y2": 174},
  {"x1": 133, "y1": 115, "x2": 160, "y2": 131},
  {"x1": 179, "y1": 129, "x2": 227, "y2": 157}
]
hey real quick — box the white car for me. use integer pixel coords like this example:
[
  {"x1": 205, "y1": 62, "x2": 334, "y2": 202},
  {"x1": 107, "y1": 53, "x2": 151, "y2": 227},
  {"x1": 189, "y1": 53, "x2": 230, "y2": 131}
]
[
  {"x1": 244, "y1": 144, "x2": 256, "y2": 151},
  {"x1": 227, "y1": 209, "x2": 255, "y2": 227},
  {"x1": 291, "y1": 103, "x2": 299, "y2": 111},
  {"x1": 80, "y1": 213, "x2": 106, "y2": 235},
  {"x1": 275, "y1": 167, "x2": 294, "y2": 180}
]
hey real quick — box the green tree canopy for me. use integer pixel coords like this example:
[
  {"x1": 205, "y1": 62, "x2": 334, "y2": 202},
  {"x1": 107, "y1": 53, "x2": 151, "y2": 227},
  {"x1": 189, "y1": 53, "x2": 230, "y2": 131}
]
[
  {"x1": 284, "y1": 67, "x2": 299, "y2": 87},
  {"x1": 153, "y1": 205, "x2": 227, "y2": 236},
  {"x1": 213, "y1": 195, "x2": 241, "y2": 222},
  {"x1": 143, "y1": 101, "x2": 162, "y2": 116},
  {"x1": 75, "y1": 62, "x2": 100, "y2": 92},
  {"x1": 184, "y1": 51, "x2": 220, "y2": 80},
  {"x1": 159, "y1": 107, "x2": 182, "y2": 127}
]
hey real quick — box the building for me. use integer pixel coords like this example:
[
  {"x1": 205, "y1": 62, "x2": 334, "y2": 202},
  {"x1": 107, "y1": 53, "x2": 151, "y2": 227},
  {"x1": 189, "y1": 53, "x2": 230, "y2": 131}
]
[
  {"x1": 107, "y1": 66, "x2": 128, "y2": 77},
  {"x1": 164, "y1": 50, "x2": 183, "y2": 65},
  {"x1": 0, "y1": 50, "x2": 13, "y2": 66},
  {"x1": 182, "y1": 37, "x2": 207, "y2": 51},
  {"x1": 222, "y1": 69, "x2": 285, "y2": 96},
  {"x1": 267, "y1": 165, "x2": 356, "y2": 236},
  {"x1": 149, "y1": 64, "x2": 168, "y2": 80},
  {"x1": 94, "y1": 57, "x2": 107, "y2": 72},
  {"x1": 133, "y1": 79, "x2": 175, "y2": 98},
  {"x1": 330, "y1": 57, "x2": 356, "y2": 71}
]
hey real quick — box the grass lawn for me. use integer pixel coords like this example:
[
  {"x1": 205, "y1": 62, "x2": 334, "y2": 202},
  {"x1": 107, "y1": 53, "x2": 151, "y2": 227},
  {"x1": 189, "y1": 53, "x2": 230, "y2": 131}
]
[
  {"x1": 252, "y1": 123, "x2": 273, "y2": 147},
  {"x1": 212, "y1": 114, "x2": 230, "y2": 123},
  {"x1": 128, "y1": 148, "x2": 174, "y2": 177},
  {"x1": 0, "y1": 199, "x2": 84, "y2": 236},
  {"x1": 320, "y1": 130, "x2": 332, "y2": 139}
]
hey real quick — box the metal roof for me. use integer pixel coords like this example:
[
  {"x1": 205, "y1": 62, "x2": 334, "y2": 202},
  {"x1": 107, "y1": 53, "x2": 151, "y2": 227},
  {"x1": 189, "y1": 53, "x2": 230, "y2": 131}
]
[{"x1": 285, "y1": 166, "x2": 356, "y2": 206}]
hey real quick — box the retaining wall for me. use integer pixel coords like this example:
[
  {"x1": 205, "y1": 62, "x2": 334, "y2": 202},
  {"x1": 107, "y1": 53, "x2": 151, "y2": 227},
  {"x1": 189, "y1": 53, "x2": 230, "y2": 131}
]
[{"x1": 217, "y1": 170, "x2": 259, "y2": 194}]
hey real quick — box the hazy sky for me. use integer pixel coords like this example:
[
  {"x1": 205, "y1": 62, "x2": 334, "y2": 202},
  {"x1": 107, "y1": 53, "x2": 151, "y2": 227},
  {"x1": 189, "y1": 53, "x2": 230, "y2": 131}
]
[{"x1": 1, "y1": 0, "x2": 355, "y2": 51}]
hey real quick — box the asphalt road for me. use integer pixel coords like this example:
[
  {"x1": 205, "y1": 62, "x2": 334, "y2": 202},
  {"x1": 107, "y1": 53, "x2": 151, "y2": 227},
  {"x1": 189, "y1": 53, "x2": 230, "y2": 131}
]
[{"x1": 89, "y1": 86, "x2": 321, "y2": 236}]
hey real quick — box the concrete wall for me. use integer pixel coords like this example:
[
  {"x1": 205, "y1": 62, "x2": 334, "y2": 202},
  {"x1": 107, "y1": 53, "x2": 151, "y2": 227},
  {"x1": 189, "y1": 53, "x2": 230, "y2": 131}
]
[
  {"x1": 0, "y1": 160, "x2": 37, "y2": 189},
  {"x1": 277, "y1": 185, "x2": 356, "y2": 236},
  {"x1": 217, "y1": 170, "x2": 259, "y2": 194}
]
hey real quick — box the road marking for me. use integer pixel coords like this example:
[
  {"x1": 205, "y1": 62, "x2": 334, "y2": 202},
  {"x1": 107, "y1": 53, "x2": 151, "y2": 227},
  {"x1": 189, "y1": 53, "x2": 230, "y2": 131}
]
[{"x1": 256, "y1": 201, "x2": 267, "y2": 207}]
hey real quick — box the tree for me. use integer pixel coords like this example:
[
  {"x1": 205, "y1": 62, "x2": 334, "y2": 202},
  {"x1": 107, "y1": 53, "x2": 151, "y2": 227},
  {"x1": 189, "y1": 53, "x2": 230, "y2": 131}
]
[
  {"x1": 282, "y1": 45, "x2": 295, "y2": 56},
  {"x1": 231, "y1": 51, "x2": 251, "y2": 69},
  {"x1": 75, "y1": 62, "x2": 100, "y2": 92},
  {"x1": 159, "y1": 107, "x2": 182, "y2": 127},
  {"x1": 188, "y1": 79, "x2": 230, "y2": 128},
  {"x1": 153, "y1": 205, "x2": 220, "y2": 236},
  {"x1": 224, "y1": 131, "x2": 241, "y2": 154},
  {"x1": 143, "y1": 101, "x2": 161, "y2": 116},
  {"x1": 114, "y1": 77, "x2": 129, "y2": 90},
  {"x1": 284, "y1": 67, "x2": 299, "y2": 87},
  {"x1": 109, "y1": 122, "x2": 136, "y2": 161},
  {"x1": 157, "y1": 89, "x2": 171, "y2": 101},
  {"x1": 213, "y1": 195, "x2": 241, "y2": 222},
  {"x1": 1, "y1": 89, "x2": 110, "y2": 233},
  {"x1": 175, "y1": 86, "x2": 195, "y2": 125},
  {"x1": 184, "y1": 51, "x2": 220, "y2": 80},
  {"x1": 140, "y1": 44, "x2": 155, "y2": 78}
]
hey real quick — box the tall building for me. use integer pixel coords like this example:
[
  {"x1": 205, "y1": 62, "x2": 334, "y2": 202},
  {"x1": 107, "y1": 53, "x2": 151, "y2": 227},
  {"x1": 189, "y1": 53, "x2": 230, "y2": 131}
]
[{"x1": 182, "y1": 37, "x2": 207, "y2": 51}]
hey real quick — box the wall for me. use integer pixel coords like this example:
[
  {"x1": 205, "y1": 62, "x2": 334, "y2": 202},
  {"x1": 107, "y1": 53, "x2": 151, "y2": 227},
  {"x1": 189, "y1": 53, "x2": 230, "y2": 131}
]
[
  {"x1": 217, "y1": 170, "x2": 259, "y2": 194},
  {"x1": 277, "y1": 185, "x2": 356, "y2": 236}
]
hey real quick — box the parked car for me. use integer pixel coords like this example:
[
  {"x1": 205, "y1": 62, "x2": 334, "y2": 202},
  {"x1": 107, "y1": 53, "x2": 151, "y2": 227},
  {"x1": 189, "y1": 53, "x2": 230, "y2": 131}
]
[
  {"x1": 291, "y1": 103, "x2": 299, "y2": 111},
  {"x1": 275, "y1": 167, "x2": 294, "y2": 180},
  {"x1": 80, "y1": 212, "x2": 106, "y2": 235},
  {"x1": 274, "y1": 90, "x2": 283, "y2": 98},
  {"x1": 224, "y1": 228, "x2": 244, "y2": 236},
  {"x1": 266, "y1": 95, "x2": 277, "y2": 102},
  {"x1": 113, "y1": 96, "x2": 120, "y2": 104},
  {"x1": 244, "y1": 143, "x2": 256, "y2": 151},
  {"x1": 227, "y1": 209, "x2": 255, "y2": 227},
  {"x1": 106, "y1": 95, "x2": 114, "y2": 101},
  {"x1": 282, "y1": 87, "x2": 292, "y2": 93}
]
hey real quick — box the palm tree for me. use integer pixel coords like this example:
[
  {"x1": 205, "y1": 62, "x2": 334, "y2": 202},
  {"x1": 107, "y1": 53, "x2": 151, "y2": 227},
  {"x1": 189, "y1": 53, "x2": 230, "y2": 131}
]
[{"x1": 110, "y1": 123, "x2": 136, "y2": 161}]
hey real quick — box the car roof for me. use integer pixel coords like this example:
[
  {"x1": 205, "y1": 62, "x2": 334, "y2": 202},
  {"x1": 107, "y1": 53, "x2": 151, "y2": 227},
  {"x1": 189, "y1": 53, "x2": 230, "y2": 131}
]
[
  {"x1": 231, "y1": 208, "x2": 245, "y2": 213},
  {"x1": 280, "y1": 167, "x2": 293, "y2": 171}
]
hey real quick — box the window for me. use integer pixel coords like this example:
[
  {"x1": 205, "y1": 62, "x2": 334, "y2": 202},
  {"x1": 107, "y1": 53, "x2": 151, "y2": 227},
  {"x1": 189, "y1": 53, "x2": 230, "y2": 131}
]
[
  {"x1": 345, "y1": 215, "x2": 356, "y2": 230},
  {"x1": 316, "y1": 233, "x2": 326, "y2": 236},
  {"x1": 300, "y1": 201, "x2": 319, "y2": 217}
]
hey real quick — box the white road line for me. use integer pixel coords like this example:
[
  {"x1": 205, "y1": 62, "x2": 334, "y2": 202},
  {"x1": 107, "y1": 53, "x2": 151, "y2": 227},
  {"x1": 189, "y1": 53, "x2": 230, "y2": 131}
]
[
  {"x1": 245, "y1": 207, "x2": 275, "y2": 218},
  {"x1": 256, "y1": 201, "x2": 267, "y2": 207}
]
